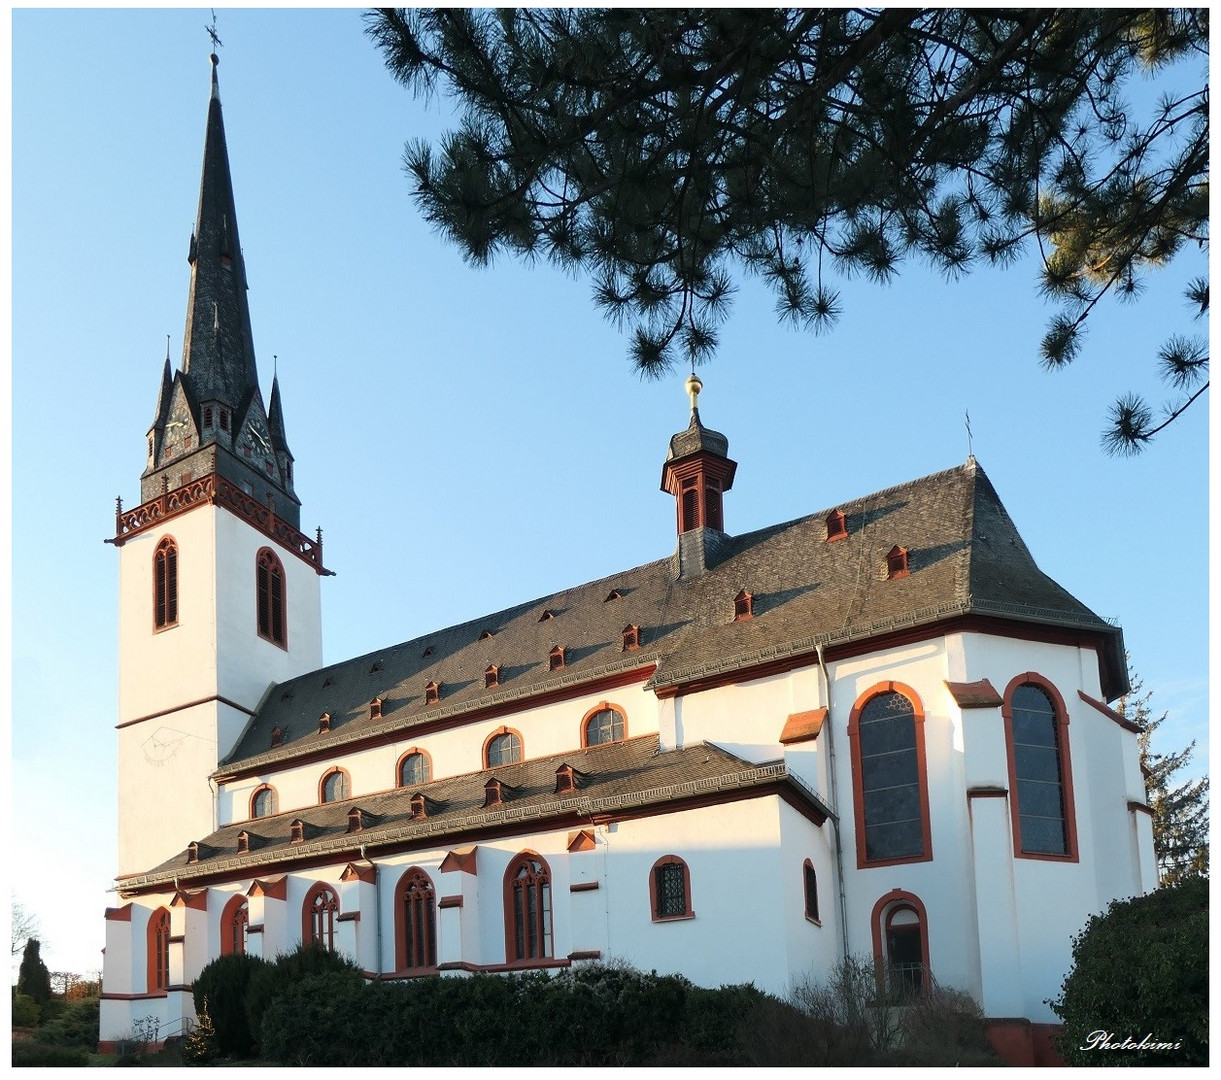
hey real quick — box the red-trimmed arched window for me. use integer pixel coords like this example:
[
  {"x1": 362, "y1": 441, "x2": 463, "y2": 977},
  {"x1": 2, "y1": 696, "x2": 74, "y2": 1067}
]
[
  {"x1": 504, "y1": 852, "x2": 552, "y2": 962},
  {"x1": 848, "y1": 683, "x2": 932, "y2": 867},
  {"x1": 485, "y1": 729, "x2": 523, "y2": 768},
  {"x1": 395, "y1": 868, "x2": 437, "y2": 972},
  {"x1": 870, "y1": 890, "x2": 930, "y2": 1000},
  {"x1": 256, "y1": 548, "x2": 287, "y2": 647},
  {"x1": 650, "y1": 855, "x2": 694, "y2": 921},
  {"x1": 303, "y1": 883, "x2": 339, "y2": 951},
  {"x1": 803, "y1": 859, "x2": 820, "y2": 923},
  {"x1": 250, "y1": 784, "x2": 277, "y2": 819},
  {"x1": 220, "y1": 895, "x2": 248, "y2": 956},
  {"x1": 154, "y1": 537, "x2": 179, "y2": 630},
  {"x1": 582, "y1": 704, "x2": 626, "y2": 747},
  {"x1": 146, "y1": 907, "x2": 171, "y2": 993},
  {"x1": 397, "y1": 750, "x2": 431, "y2": 788},
  {"x1": 320, "y1": 768, "x2": 350, "y2": 804},
  {"x1": 1003, "y1": 674, "x2": 1078, "y2": 860}
]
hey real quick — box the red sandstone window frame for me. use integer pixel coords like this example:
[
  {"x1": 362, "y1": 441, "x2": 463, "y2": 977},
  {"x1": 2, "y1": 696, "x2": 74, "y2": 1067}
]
[
  {"x1": 319, "y1": 767, "x2": 351, "y2": 804},
  {"x1": 484, "y1": 727, "x2": 523, "y2": 768},
  {"x1": 153, "y1": 535, "x2": 179, "y2": 631},
  {"x1": 396, "y1": 748, "x2": 433, "y2": 788},
  {"x1": 802, "y1": 859, "x2": 820, "y2": 924},
  {"x1": 256, "y1": 547, "x2": 288, "y2": 648},
  {"x1": 503, "y1": 851, "x2": 553, "y2": 963},
  {"x1": 220, "y1": 894, "x2": 248, "y2": 956},
  {"x1": 650, "y1": 855, "x2": 694, "y2": 921},
  {"x1": 250, "y1": 784, "x2": 278, "y2": 819},
  {"x1": 847, "y1": 682, "x2": 933, "y2": 869},
  {"x1": 870, "y1": 889, "x2": 931, "y2": 997},
  {"x1": 302, "y1": 882, "x2": 339, "y2": 952},
  {"x1": 146, "y1": 907, "x2": 171, "y2": 994},
  {"x1": 394, "y1": 867, "x2": 438, "y2": 973},
  {"x1": 581, "y1": 702, "x2": 627, "y2": 747},
  {"x1": 1002, "y1": 673, "x2": 1079, "y2": 863}
]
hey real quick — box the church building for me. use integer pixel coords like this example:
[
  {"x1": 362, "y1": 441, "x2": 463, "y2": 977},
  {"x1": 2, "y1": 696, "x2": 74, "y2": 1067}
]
[{"x1": 100, "y1": 56, "x2": 1156, "y2": 1066}]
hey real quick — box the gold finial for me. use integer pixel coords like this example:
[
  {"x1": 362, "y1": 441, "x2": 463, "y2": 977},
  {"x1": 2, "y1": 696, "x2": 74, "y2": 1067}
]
[{"x1": 685, "y1": 372, "x2": 703, "y2": 415}]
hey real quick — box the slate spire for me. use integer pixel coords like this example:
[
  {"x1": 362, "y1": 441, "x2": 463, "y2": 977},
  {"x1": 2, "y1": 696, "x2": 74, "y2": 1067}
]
[{"x1": 180, "y1": 52, "x2": 259, "y2": 411}]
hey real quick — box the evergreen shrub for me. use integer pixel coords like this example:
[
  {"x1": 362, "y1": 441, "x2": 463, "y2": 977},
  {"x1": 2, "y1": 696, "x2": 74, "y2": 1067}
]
[
  {"x1": 12, "y1": 1042, "x2": 90, "y2": 1067},
  {"x1": 32, "y1": 998, "x2": 99, "y2": 1048},
  {"x1": 191, "y1": 952, "x2": 271, "y2": 1058},
  {"x1": 1051, "y1": 876, "x2": 1208, "y2": 1066},
  {"x1": 12, "y1": 992, "x2": 41, "y2": 1028},
  {"x1": 243, "y1": 944, "x2": 365, "y2": 1051}
]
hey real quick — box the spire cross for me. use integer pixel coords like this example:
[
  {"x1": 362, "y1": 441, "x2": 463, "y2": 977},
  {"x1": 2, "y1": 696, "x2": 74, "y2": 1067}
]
[{"x1": 205, "y1": 10, "x2": 223, "y2": 52}]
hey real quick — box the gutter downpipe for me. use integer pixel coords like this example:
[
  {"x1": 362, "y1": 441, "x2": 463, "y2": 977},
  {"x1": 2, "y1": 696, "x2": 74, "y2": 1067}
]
[
  {"x1": 360, "y1": 844, "x2": 382, "y2": 978},
  {"x1": 817, "y1": 643, "x2": 850, "y2": 964}
]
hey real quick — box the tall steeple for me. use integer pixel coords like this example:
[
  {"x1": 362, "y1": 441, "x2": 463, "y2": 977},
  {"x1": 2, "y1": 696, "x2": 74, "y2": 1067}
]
[{"x1": 140, "y1": 52, "x2": 299, "y2": 525}]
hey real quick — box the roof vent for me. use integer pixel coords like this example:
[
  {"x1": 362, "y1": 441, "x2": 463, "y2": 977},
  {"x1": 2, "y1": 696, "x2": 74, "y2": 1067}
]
[
  {"x1": 733, "y1": 589, "x2": 754, "y2": 621},
  {"x1": 604, "y1": 589, "x2": 622, "y2": 602},
  {"x1": 421, "y1": 645, "x2": 434, "y2": 658},
  {"x1": 318, "y1": 713, "x2": 331, "y2": 734},
  {"x1": 410, "y1": 792, "x2": 428, "y2": 820},
  {"x1": 236, "y1": 830, "x2": 250, "y2": 854},
  {"x1": 485, "y1": 665, "x2": 500, "y2": 689},
  {"x1": 424, "y1": 681, "x2": 441, "y2": 705},
  {"x1": 347, "y1": 808, "x2": 364, "y2": 834},
  {"x1": 369, "y1": 698, "x2": 383, "y2": 721},
  {"x1": 280, "y1": 688, "x2": 294, "y2": 701},
  {"x1": 549, "y1": 645, "x2": 566, "y2": 671},
  {"x1": 369, "y1": 660, "x2": 383, "y2": 674},
  {"x1": 270, "y1": 725, "x2": 283, "y2": 748},
  {"x1": 539, "y1": 608, "x2": 556, "y2": 622},
  {"x1": 290, "y1": 819, "x2": 305, "y2": 844},
  {"x1": 187, "y1": 841, "x2": 200, "y2": 864},
  {"x1": 479, "y1": 628, "x2": 496, "y2": 640},
  {"x1": 826, "y1": 509, "x2": 848, "y2": 541},
  {"x1": 622, "y1": 624, "x2": 640, "y2": 651},
  {"x1": 483, "y1": 777, "x2": 506, "y2": 808},
  {"x1": 322, "y1": 676, "x2": 334, "y2": 689},
  {"x1": 887, "y1": 545, "x2": 910, "y2": 579},
  {"x1": 555, "y1": 763, "x2": 585, "y2": 795}
]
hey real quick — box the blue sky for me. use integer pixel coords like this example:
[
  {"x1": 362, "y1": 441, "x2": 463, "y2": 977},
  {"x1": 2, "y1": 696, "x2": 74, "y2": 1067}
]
[{"x1": 9, "y1": 8, "x2": 1209, "y2": 977}]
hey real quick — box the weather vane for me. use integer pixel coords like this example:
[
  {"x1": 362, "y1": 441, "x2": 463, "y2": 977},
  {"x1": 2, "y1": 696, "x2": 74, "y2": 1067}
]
[
  {"x1": 205, "y1": 9, "x2": 223, "y2": 52},
  {"x1": 965, "y1": 408, "x2": 974, "y2": 457}
]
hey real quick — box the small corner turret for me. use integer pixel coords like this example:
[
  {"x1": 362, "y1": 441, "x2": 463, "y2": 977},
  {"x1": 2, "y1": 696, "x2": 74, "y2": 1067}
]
[{"x1": 661, "y1": 374, "x2": 737, "y2": 578}]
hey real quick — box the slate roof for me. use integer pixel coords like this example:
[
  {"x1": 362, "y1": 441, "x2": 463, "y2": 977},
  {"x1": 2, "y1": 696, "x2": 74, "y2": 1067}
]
[
  {"x1": 128, "y1": 736, "x2": 815, "y2": 889},
  {"x1": 221, "y1": 457, "x2": 1125, "y2": 775}
]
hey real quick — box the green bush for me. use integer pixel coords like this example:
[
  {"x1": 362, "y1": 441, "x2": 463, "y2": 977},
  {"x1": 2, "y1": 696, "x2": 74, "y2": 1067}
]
[
  {"x1": 1051, "y1": 877, "x2": 1207, "y2": 1066},
  {"x1": 244, "y1": 944, "x2": 365, "y2": 1051},
  {"x1": 12, "y1": 1042, "x2": 90, "y2": 1067},
  {"x1": 12, "y1": 992, "x2": 41, "y2": 1028},
  {"x1": 32, "y1": 998, "x2": 98, "y2": 1048},
  {"x1": 191, "y1": 951, "x2": 272, "y2": 1058}
]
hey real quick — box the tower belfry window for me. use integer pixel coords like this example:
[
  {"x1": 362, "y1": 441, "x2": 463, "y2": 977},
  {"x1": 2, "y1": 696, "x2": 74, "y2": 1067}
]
[
  {"x1": 154, "y1": 537, "x2": 179, "y2": 630},
  {"x1": 256, "y1": 548, "x2": 287, "y2": 647}
]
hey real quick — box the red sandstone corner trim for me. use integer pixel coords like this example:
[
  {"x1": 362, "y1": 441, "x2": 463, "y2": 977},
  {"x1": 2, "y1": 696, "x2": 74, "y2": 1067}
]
[
  {"x1": 105, "y1": 904, "x2": 133, "y2": 922},
  {"x1": 439, "y1": 847, "x2": 478, "y2": 875},
  {"x1": 247, "y1": 875, "x2": 287, "y2": 900},
  {"x1": 438, "y1": 895, "x2": 463, "y2": 909},
  {"x1": 945, "y1": 679, "x2": 1003, "y2": 708},
  {"x1": 171, "y1": 888, "x2": 208, "y2": 911},
  {"x1": 340, "y1": 862, "x2": 376, "y2": 884},
  {"x1": 567, "y1": 828, "x2": 597, "y2": 852},
  {"x1": 779, "y1": 708, "x2": 827, "y2": 744},
  {"x1": 1077, "y1": 689, "x2": 1143, "y2": 733}
]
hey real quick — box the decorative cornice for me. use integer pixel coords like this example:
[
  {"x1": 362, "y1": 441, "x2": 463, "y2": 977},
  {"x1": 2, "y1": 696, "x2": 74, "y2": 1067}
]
[{"x1": 110, "y1": 472, "x2": 328, "y2": 575}]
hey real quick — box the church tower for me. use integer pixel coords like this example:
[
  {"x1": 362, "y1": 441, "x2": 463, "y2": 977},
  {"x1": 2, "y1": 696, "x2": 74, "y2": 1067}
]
[{"x1": 111, "y1": 54, "x2": 326, "y2": 877}]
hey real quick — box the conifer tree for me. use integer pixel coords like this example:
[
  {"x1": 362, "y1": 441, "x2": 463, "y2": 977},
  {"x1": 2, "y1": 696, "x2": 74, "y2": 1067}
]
[
  {"x1": 367, "y1": 8, "x2": 1208, "y2": 452},
  {"x1": 1117, "y1": 667, "x2": 1209, "y2": 883},
  {"x1": 17, "y1": 937, "x2": 53, "y2": 1008}
]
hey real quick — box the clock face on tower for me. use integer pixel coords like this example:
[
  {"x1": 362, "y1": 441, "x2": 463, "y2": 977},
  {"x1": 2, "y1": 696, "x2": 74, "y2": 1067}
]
[{"x1": 241, "y1": 416, "x2": 275, "y2": 469}]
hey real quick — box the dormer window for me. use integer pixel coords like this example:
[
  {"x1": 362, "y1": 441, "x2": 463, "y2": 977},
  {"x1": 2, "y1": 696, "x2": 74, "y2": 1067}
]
[
  {"x1": 410, "y1": 793, "x2": 428, "y2": 819},
  {"x1": 622, "y1": 624, "x2": 640, "y2": 651},
  {"x1": 479, "y1": 629, "x2": 496, "y2": 640},
  {"x1": 484, "y1": 777, "x2": 505, "y2": 808},
  {"x1": 887, "y1": 545, "x2": 910, "y2": 579},
  {"x1": 733, "y1": 589, "x2": 753, "y2": 621},
  {"x1": 290, "y1": 819, "x2": 305, "y2": 844},
  {"x1": 555, "y1": 764, "x2": 577, "y2": 794},
  {"x1": 424, "y1": 682, "x2": 440, "y2": 706},
  {"x1": 604, "y1": 589, "x2": 622, "y2": 602},
  {"x1": 369, "y1": 698, "x2": 383, "y2": 721},
  {"x1": 347, "y1": 808, "x2": 363, "y2": 833},
  {"x1": 549, "y1": 646, "x2": 566, "y2": 671},
  {"x1": 322, "y1": 676, "x2": 334, "y2": 689},
  {"x1": 826, "y1": 510, "x2": 848, "y2": 541},
  {"x1": 270, "y1": 726, "x2": 283, "y2": 748},
  {"x1": 485, "y1": 665, "x2": 500, "y2": 689},
  {"x1": 236, "y1": 831, "x2": 250, "y2": 854},
  {"x1": 538, "y1": 609, "x2": 556, "y2": 622},
  {"x1": 187, "y1": 841, "x2": 200, "y2": 864},
  {"x1": 318, "y1": 713, "x2": 331, "y2": 734}
]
